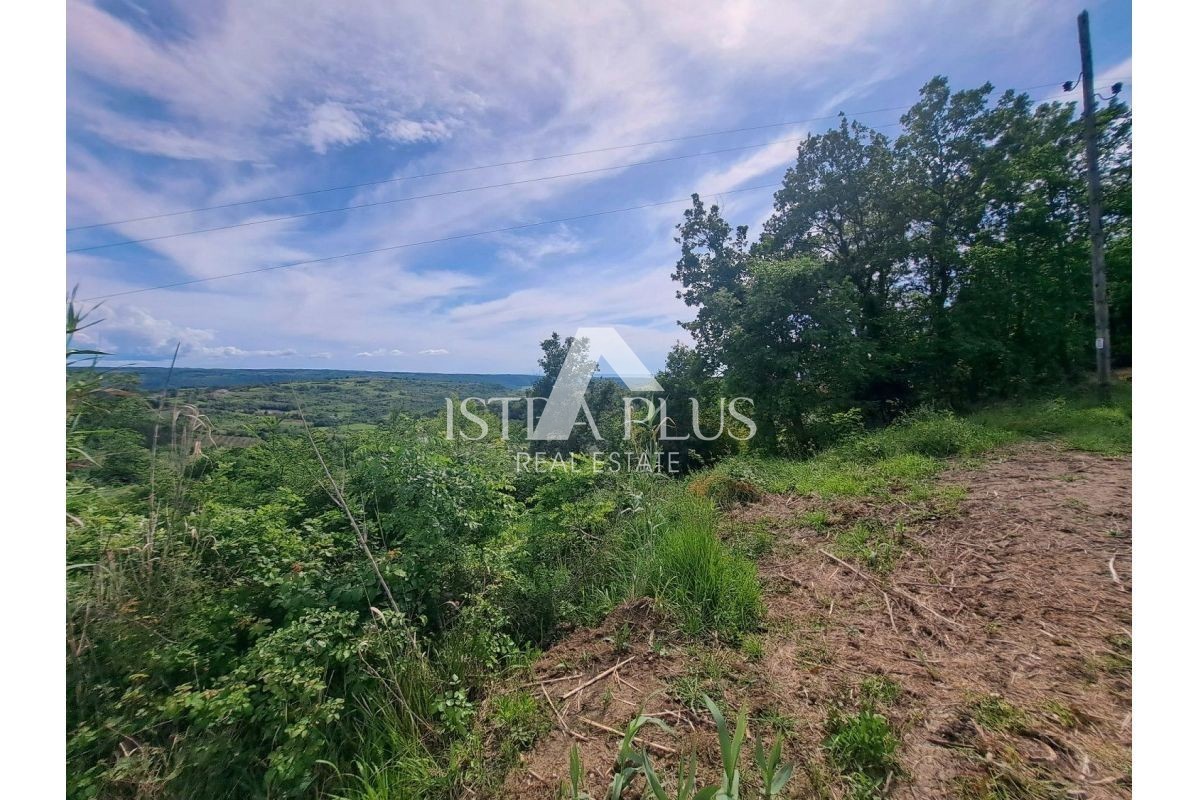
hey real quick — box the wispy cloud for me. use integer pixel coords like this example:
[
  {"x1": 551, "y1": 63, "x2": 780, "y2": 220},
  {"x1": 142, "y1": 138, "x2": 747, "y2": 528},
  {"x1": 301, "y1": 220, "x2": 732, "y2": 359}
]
[{"x1": 66, "y1": 0, "x2": 1130, "y2": 372}]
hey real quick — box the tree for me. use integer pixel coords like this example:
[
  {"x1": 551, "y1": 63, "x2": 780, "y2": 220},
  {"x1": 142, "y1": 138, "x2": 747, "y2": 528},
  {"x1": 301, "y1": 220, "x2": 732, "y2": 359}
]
[{"x1": 668, "y1": 76, "x2": 1133, "y2": 449}]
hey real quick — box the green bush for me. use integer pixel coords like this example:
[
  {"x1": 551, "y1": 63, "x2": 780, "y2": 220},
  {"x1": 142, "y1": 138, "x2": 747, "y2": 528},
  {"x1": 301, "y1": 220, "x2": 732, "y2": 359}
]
[{"x1": 845, "y1": 409, "x2": 1010, "y2": 461}]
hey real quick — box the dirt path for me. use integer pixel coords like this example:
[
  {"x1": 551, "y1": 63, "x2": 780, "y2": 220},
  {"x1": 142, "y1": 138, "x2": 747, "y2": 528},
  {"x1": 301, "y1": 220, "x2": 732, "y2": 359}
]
[{"x1": 500, "y1": 444, "x2": 1132, "y2": 798}]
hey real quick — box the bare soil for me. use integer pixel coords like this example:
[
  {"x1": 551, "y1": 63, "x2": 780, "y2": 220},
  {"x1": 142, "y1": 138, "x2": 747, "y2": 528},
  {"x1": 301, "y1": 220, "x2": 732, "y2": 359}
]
[{"x1": 497, "y1": 443, "x2": 1132, "y2": 799}]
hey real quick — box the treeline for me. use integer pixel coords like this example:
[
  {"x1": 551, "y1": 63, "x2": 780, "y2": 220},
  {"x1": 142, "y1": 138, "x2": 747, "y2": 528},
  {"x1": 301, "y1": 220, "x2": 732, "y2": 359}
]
[{"x1": 662, "y1": 77, "x2": 1131, "y2": 453}]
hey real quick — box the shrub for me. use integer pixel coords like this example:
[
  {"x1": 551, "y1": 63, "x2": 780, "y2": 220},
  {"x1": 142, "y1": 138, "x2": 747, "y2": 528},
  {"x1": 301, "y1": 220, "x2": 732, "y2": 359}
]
[{"x1": 845, "y1": 409, "x2": 1008, "y2": 461}]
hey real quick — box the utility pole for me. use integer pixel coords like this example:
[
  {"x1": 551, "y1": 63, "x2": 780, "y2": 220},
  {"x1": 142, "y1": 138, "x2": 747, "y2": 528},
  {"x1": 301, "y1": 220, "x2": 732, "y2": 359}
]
[{"x1": 1077, "y1": 9, "x2": 1111, "y2": 387}]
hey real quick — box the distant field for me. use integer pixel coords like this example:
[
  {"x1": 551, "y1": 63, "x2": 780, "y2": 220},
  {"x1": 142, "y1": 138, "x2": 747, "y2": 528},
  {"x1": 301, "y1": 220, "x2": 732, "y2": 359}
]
[
  {"x1": 71, "y1": 368, "x2": 534, "y2": 434},
  {"x1": 78, "y1": 367, "x2": 536, "y2": 391},
  {"x1": 175, "y1": 376, "x2": 526, "y2": 433}
]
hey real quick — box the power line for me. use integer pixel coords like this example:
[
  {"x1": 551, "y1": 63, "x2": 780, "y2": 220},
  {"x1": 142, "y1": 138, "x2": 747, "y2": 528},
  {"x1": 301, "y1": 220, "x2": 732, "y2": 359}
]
[
  {"x1": 78, "y1": 182, "x2": 779, "y2": 302},
  {"x1": 67, "y1": 106, "x2": 912, "y2": 233},
  {"x1": 68, "y1": 78, "x2": 1077, "y2": 235},
  {"x1": 67, "y1": 134, "x2": 823, "y2": 253}
]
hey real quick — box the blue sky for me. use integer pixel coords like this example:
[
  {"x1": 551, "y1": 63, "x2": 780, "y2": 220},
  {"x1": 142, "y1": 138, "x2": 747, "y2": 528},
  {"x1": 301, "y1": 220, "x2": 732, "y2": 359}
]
[{"x1": 66, "y1": 0, "x2": 1131, "y2": 374}]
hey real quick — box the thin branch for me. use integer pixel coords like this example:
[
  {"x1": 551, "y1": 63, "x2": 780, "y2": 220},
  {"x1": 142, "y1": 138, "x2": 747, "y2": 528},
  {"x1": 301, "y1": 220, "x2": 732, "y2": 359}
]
[{"x1": 294, "y1": 394, "x2": 400, "y2": 615}]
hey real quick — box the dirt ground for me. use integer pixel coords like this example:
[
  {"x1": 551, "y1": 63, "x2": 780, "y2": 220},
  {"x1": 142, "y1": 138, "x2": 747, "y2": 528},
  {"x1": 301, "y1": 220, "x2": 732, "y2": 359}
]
[{"x1": 498, "y1": 443, "x2": 1132, "y2": 799}]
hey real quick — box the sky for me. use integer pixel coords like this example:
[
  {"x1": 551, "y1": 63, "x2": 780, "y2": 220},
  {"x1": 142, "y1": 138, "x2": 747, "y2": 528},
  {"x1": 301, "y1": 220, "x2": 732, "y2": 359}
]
[{"x1": 66, "y1": 0, "x2": 1132, "y2": 374}]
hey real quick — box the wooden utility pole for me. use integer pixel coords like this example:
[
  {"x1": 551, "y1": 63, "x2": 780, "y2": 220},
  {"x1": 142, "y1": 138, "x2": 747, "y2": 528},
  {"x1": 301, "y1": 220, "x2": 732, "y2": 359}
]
[{"x1": 1077, "y1": 9, "x2": 1111, "y2": 387}]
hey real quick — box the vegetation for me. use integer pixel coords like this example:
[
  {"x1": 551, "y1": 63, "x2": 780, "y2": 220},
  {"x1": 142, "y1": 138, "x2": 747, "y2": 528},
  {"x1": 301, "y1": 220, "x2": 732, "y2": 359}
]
[
  {"x1": 564, "y1": 695, "x2": 795, "y2": 800},
  {"x1": 824, "y1": 710, "x2": 900, "y2": 800},
  {"x1": 66, "y1": 72, "x2": 1132, "y2": 799},
  {"x1": 666, "y1": 77, "x2": 1130, "y2": 455}
]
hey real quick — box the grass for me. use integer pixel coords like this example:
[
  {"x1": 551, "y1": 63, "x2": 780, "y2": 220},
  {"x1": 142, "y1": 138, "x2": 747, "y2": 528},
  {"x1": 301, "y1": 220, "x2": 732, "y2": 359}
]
[
  {"x1": 967, "y1": 695, "x2": 1028, "y2": 734},
  {"x1": 824, "y1": 709, "x2": 900, "y2": 799},
  {"x1": 647, "y1": 494, "x2": 763, "y2": 638},
  {"x1": 1039, "y1": 700, "x2": 1079, "y2": 730},
  {"x1": 967, "y1": 384, "x2": 1131, "y2": 456},
  {"x1": 489, "y1": 689, "x2": 551, "y2": 757},
  {"x1": 858, "y1": 676, "x2": 901, "y2": 709},
  {"x1": 722, "y1": 518, "x2": 776, "y2": 560},
  {"x1": 671, "y1": 647, "x2": 741, "y2": 710},
  {"x1": 833, "y1": 520, "x2": 906, "y2": 574},
  {"x1": 798, "y1": 509, "x2": 831, "y2": 528},
  {"x1": 708, "y1": 388, "x2": 1129, "y2": 507}
]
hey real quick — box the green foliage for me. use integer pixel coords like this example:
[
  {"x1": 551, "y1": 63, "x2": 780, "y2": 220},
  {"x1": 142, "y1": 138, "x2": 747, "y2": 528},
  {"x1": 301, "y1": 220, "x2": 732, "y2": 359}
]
[
  {"x1": 834, "y1": 521, "x2": 905, "y2": 575},
  {"x1": 968, "y1": 385, "x2": 1131, "y2": 455},
  {"x1": 490, "y1": 690, "x2": 551, "y2": 755},
  {"x1": 845, "y1": 409, "x2": 1011, "y2": 460},
  {"x1": 648, "y1": 495, "x2": 763, "y2": 638},
  {"x1": 968, "y1": 695, "x2": 1029, "y2": 734},
  {"x1": 707, "y1": 694, "x2": 750, "y2": 799},
  {"x1": 754, "y1": 730, "x2": 796, "y2": 800},
  {"x1": 564, "y1": 695, "x2": 794, "y2": 800},
  {"x1": 66, "y1": 71, "x2": 1136, "y2": 794},
  {"x1": 858, "y1": 676, "x2": 901, "y2": 709},
  {"x1": 824, "y1": 710, "x2": 900, "y2": 799},
  {"x1": 670, "y1": 79, "x2": 1132, "y2": 451}
]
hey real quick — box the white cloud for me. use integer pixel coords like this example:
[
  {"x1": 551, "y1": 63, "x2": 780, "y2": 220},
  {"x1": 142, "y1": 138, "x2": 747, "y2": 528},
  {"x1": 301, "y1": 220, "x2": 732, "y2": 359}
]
[
  {"x1": 65, "y1": 0, "x2": 1116, "y2": 373},
  {"x1": 356, "y1": 348, "x2": 406, "y2": 357},
  {"x1": 497, "y1": 225, "x2": 584, "y2": 268},
  {"x1": 92, "y1": 305, "x2": 299, "y2": 360},
  {"x1": 306, "y1": 102, "x2": 368, "y2": 154},
  {"x1": 384, "y1": 117, "x2": 456, "y2": 144},
  {"x1": 419, "y1": 348, "x2": 450, "y2": 355}
]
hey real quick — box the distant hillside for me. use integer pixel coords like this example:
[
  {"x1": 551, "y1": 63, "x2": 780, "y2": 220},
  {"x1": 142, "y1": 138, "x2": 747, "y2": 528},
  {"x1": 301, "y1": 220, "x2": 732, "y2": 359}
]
[{"x1": 78, "y1": 367, "x2": 536, "y2": 391}]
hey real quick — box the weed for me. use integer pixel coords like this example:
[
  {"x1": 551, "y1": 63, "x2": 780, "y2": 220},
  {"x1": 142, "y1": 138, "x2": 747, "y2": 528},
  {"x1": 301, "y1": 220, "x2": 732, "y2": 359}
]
[
  {"x1": 967, "y1": 695, "x2": 1027, "y2": 734},
  {"x1": 724, "y1": 519, "x2": 776, "y2": 559},
  {"x1": 649, "y1": 497, "x2": 763, "y2": 638},
  {"x1": 755, "y1": 709, "x2": 797, "y2": 737},
  {"x1": 754, "y1": 724, "x2": 796, "y2": 799},
  {"x1": 488, "y1": 689, "x2": 551, "y2": 767},
  {"x1": 671, "y1": 674, "x2": 710, "y2": 712},
  {"x1": 833, "y1": 520, "x2": 904, "y2": 574},
  {"x1": 563, "y1": 695, "x2": 796, "y2": 800},
  {"x1": 858, "y1": 676, "x2": 901, "y2": 709},
  {"x1": 433, "y1": 675, "x2": 475, "y2": 738},
  {"x1": 740, "y1": 635, "x2": 766, "y2": 662},
  {"x1": 1039, "y1": 700, "x2": 1078, "y2": 730},
  {"x1": 953, "y1": 753, "x2": 1071, "y2": 800},
  {"x1": 794, "y1": 639, "x2": 834, "y2": 669},
  {"x1": 967, "y1": 387, "x2": 1131, "y2": 456},
  {"x1": 610, "y1": 622, "x2": 632, "y2": 655},
  {"x1": 798, "y1": 510, "x2": 830, "y2": 528},
  {"x1": 1102, "y1": 633, "x2": 1132, "y2": 674},
  {"x1": 824, "y1": 709, "x2": 900, "y2": 799}
]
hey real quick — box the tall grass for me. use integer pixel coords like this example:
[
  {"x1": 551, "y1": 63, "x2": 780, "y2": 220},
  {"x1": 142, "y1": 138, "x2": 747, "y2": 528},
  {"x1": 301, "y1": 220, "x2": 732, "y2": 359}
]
[
  {"x1": 646, "y1": 493, "x2": 762, "y2": 638},
  {"x1": 967, "y1": 384, "x2": 1131, "y2": 455},
  {"x1": 709, "y1": 392, "x2": 1130, "y2": 502}
]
